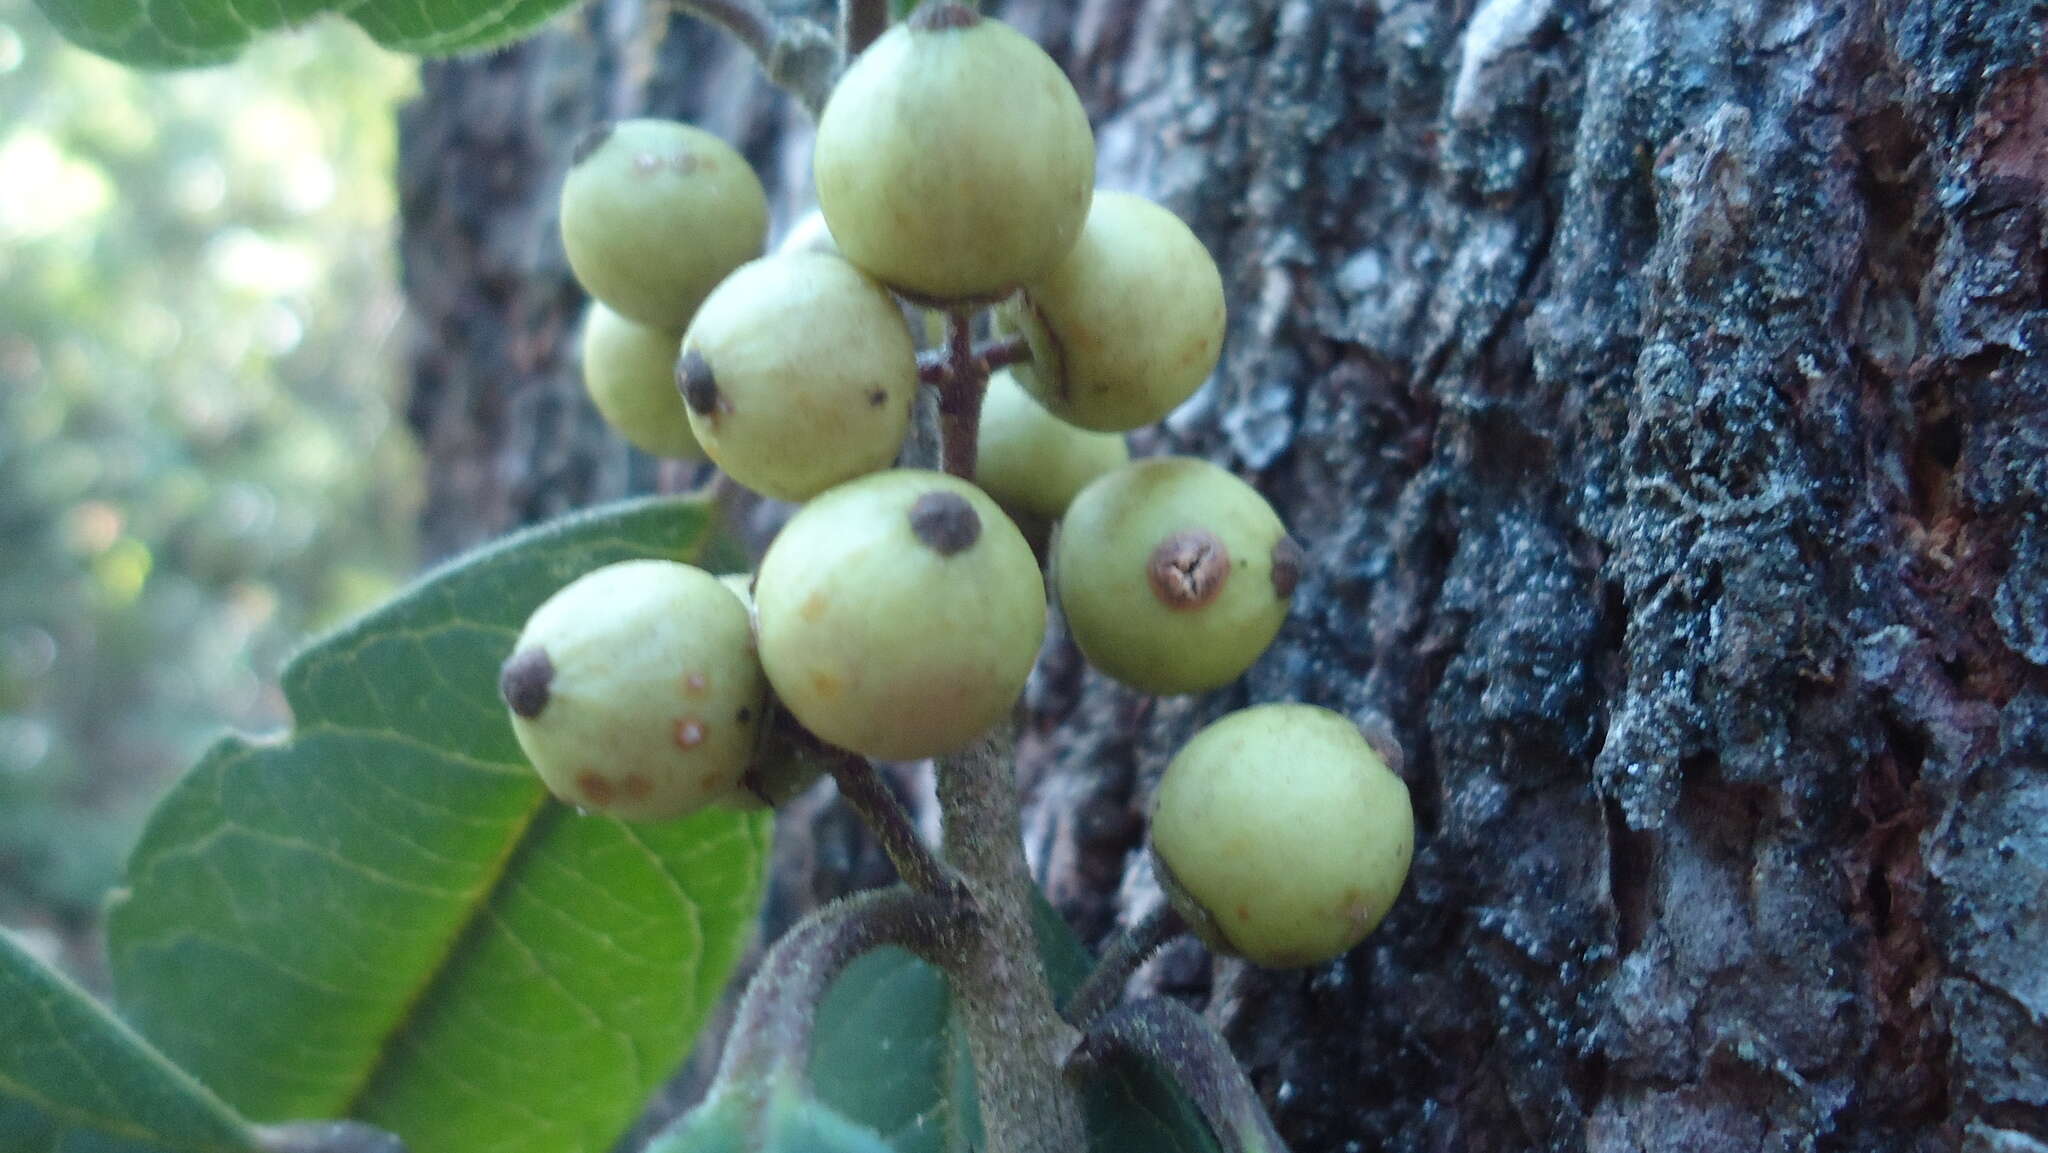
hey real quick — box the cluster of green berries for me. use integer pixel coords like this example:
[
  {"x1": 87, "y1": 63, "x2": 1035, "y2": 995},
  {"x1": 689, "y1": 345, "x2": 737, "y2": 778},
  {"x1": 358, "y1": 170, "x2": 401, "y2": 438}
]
[{"x1": 501, "y1": 3, "x2": 1413, "y2": 968}]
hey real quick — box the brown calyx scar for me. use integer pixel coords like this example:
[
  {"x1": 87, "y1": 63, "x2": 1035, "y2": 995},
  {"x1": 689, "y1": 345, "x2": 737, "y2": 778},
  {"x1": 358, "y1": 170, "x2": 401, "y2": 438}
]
[
  {"x1": 677, "y1": 349, "x2": 722, "y2": 417},
  {"x1": 1271, "y1": 535, "x2": 1304, "y2": 599},
  {"x1": 909, "y1": 491, "x2": 982, "y2": 556},
  {"x1": 500, "y1": 648, "x2": 555, "y2": 718},
  {"x1": 1148, "y1": 530, "x2": 1230, "y2": 610}
]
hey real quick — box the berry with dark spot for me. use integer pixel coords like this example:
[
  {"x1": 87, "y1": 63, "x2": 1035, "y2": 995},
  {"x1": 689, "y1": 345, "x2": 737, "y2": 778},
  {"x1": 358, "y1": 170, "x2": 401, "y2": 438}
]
[
  {"x1": 679, "y1": 253, "x2": 916, "y2": 500},
  {"x1": 502, "y1": 560, "x2": 767, "y2": 820},
  {"x1": 1149, "y1": 704, "x2": 1414, "y2": 968},
  {"x1": 754, "y1": 470, "x2": 1045, "y2": 759},
  {"x1": 974, "y1": 368, "x2": 1128, "y2": 522},
  {"x1": 813, "y1": 7, "x2": 1093, "y2": 301},
  {"x1": 579, "y1": 303, "x2": 703, "y2": 460},
  {"x1": 995, "y1": 192, "x2": 1225, "y2": 431},
  {"x1": 560, "y1": 118, "x2": 768, "y2": 332},
  {"x1": 1053, "y1": 457, "x2": 1295, "y2": 693}
]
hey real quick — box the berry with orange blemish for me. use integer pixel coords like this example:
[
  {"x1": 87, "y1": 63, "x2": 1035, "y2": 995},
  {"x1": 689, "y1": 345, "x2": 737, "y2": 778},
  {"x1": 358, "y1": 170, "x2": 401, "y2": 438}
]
[{"x1": 501, "y1": 560, "x2": 768, "y2": 821}]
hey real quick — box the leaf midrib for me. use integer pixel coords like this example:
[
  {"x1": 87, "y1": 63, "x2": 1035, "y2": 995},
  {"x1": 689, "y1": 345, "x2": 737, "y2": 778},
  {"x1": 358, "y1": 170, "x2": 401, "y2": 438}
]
[{"x1": 333, "y1": 785, "x2": 558, "y2": 1121}]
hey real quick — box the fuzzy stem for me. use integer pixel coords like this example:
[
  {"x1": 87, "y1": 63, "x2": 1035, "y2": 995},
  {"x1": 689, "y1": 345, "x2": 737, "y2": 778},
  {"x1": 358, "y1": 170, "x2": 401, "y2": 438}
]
[
  {"x1": 671, "y1": 0, "x2": 838, "y2": 118},
  {"x1": 714, "y1": 887, "x2": 968, "y2": 1093},
  {"x1": 1067, "y1": 998, "x2": 1292, "y2": 1153},
  {"x1": 839, "y1": 0, "x2": 887, "y2": 56},
  {"x1": 934, "y1": 727, "x2": 1088, "y2": 1153},
  {"x1": 1062, "y1": 905, "x2": 1183, "y2": 1030},
  {"x1": 673, "y1": 0, "x2": 774, "y2": 57},
  {"x1": 917, "y1": 334, "x2": 1032, "y2": 387},
  {"x1": 936, "y1": 310, "x2": 988, "y2": 479},
  {"x1": 826, "y1": 752, "x2": 964, "y2": 902}
]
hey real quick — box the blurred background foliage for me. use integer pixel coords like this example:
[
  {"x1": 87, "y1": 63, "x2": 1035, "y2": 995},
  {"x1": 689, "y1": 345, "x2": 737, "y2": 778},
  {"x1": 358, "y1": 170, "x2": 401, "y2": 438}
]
[{"x1": 0, "y1": 0, "x2": 421, "y2": 953}]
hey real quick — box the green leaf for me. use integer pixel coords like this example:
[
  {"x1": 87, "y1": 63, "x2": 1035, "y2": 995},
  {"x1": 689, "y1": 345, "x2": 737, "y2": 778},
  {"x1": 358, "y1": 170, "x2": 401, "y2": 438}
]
[
  {"x1": 806, "y1": 898, "x2": 1220, "y2": 1153},
  {"x1": 0, "y1": 929, "x2": 255, "y2": 1153},
  {"x1": 105, "y1": 496, "x2": 771, "y2": 1153},
  {"x1": 31, "y1": 0, "x2": 591, "y2": 69}
]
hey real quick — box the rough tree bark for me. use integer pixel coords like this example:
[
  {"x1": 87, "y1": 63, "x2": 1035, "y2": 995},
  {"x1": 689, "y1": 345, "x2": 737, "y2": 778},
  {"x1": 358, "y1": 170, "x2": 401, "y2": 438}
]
[{"x1": 400, "y1": 1, "x2": 2048, "y2": 1149}]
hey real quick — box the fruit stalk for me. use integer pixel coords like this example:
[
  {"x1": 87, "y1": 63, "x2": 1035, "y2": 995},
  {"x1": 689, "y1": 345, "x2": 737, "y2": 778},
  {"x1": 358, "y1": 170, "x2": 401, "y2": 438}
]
[
  {"x1": 1067, "y1": 998, "x2": 1293, "y2": 1153},
  {"x1": 934, "y1": 726, "x2": 1088, "y2": 1153},
  {"x1": 826, "y1": 751, "x2": 964, "y2": 901},
  {"x1": 1061, "y1": 903, "x2": 1182, "y2": 1030}
]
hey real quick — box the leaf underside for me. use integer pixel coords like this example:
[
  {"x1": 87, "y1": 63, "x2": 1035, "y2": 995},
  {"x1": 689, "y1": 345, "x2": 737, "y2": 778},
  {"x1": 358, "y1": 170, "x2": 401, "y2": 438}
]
[
  {"x1": 1, "y1": 928, "x2": 256, "y2": 1153},
  {"x1": 803, "y1": 898, "x2": 1222, "y2": 1153},
  {"x1": 32, "y1": 0, "x2": 588, "y2": 70},
  {"x1": 105, "y1": 495, "x2": 771, "y2": 1153}
]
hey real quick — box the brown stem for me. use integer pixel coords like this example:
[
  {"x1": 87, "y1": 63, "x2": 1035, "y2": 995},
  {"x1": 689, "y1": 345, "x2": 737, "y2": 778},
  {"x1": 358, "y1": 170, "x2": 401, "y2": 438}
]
[
  {"x1": 840, "y1": 0, "x2": 887, "y2": 57},
  {"x1": 935, "y1": 727, "x2": 1088, "y2": 1153},
  {"x1": 1067, "y1": 997, "x2": 1292, "y2": 1153},
  {"x1": 713, "y1": 887, "x2": 969, "y2": 1093},
  {"x1": 937, "y1": 311, "x2": 989, "y2": 479},
  {"x1": 826, "y1": 752, "x2": 965, "y2": 903},
  {"x1": 1062, "y1": 904, "x2": 1184, "y2": 1030},
  {"x1": 671, "y1": 0, "x2": 838, "y2": 118},
  {"x1": 673, "y1": 0, "x2": 774, "y2": 58},
  {"x1": 917, "y1": 334, "x2": 1032, "y2": 388}
]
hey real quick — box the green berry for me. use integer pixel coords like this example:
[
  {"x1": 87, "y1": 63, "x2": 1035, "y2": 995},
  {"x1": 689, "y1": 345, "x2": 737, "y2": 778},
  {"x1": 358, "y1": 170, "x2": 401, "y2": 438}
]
[
  {"x1": 1149, "y1": 704, "x2": 1414, "y2": 968},
  {"x1": 996, "y1": 191, "x2": 1225, "y2": 431},
  {"x1": 813, "y1": 4, "x2": 1094, "y2": 301},
  {"x1": 754, "y1": 470, "x2": 1046, "y2": 760},
  {"x1": 1053, "y1": 457, "x2": 1299, "y2": 694},
  {"x1": 975, "y1": 368, "x2": 1128, "y2": 521},
  {"x1": 579, "y1": 303, "x2": 702, "y2": 459},
  {"x1": 499, "y1": 560, "x2": 767, "y2": 820},
  {"x1": 679, "y1": 253, "x2": 916, "y2": 501},
  {"x1": 561, "y1": 119, "x2": 768, "y2": 332}
]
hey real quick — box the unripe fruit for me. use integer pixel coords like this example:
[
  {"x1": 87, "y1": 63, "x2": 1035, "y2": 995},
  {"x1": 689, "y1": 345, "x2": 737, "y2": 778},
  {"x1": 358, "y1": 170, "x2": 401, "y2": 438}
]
[
  {"x1": 499, "y1": 560, "x2": 767, "y2": 820},
  {"x1": 579, "y1": 303, "x2": 702, "y2": 459},
  {"x1": 975, "y1": 368, "x2": 1128, "y2": 522},
  {"x1": 1149, "y1": 704, "x2": 1414, "y2": 968},
  {"x1": 754, "y1": 470, "x2": 1045, "y2": 760},
  {"x1": 996, "y1": 192, "x2": 1225, "y2": 431},
  {"x1": 1053, "y1": 457, "x2": 1298, "y2": 694},
  {"x1": 560, "y1": 119, "x2": 768, "y2": 332},
  {"x1": 679, "y1": 253, "x2": 916, "y2": 501},
  {"x1": 813, "y1": 5, "x2": 1094, "y2": 301}
]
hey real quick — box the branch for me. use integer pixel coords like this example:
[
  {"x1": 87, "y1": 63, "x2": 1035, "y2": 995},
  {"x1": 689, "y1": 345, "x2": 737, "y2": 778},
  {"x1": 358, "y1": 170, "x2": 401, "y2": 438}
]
[
  {"x1": 1061, "y1": 904, "x2": 1183, "y2": 1030},
  {"x1": 934, "y1": 726, "x2": 1089, "y2": 1153},
  {"x1": 916, "y1": 334, "x2": 1032, "y2": 387},
  {"x1": 936, "y1": 311, "x2": 991, "y2": 479},
  {"x1": 671, "y1": 0, "x2": 840, "y2": 118},
  {"x1": 1066, "y1": 998, "x2": 1293, "y2": 1153},
  {"x1": 826, "y1": 751, "x2": 965, "y2": 902},
  {"x1": 713, "y1": 887, "x2": 969, "y2": 1092}
]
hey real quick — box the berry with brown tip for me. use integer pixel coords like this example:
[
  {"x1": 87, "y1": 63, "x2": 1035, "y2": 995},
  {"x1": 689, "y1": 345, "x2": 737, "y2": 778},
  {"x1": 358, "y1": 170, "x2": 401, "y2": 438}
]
[
  {"x1": 500, "y1": 560, "x2": 766, "y2": 820},
  {"x1": 1053, "y1": 457, "x2": 1297, "y2": 694},
  {"x1": 753, "y1": 470, "x2": 1045, "y2": 760},
  {"x1": 679, "y1": 253, "x2": 916, "y2": 501}
]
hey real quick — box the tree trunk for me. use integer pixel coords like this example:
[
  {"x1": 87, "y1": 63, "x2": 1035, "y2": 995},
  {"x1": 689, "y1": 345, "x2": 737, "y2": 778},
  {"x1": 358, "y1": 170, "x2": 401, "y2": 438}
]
[{"x1": 399, "y1": 1, "x2": 2048, "y2": 1148}]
